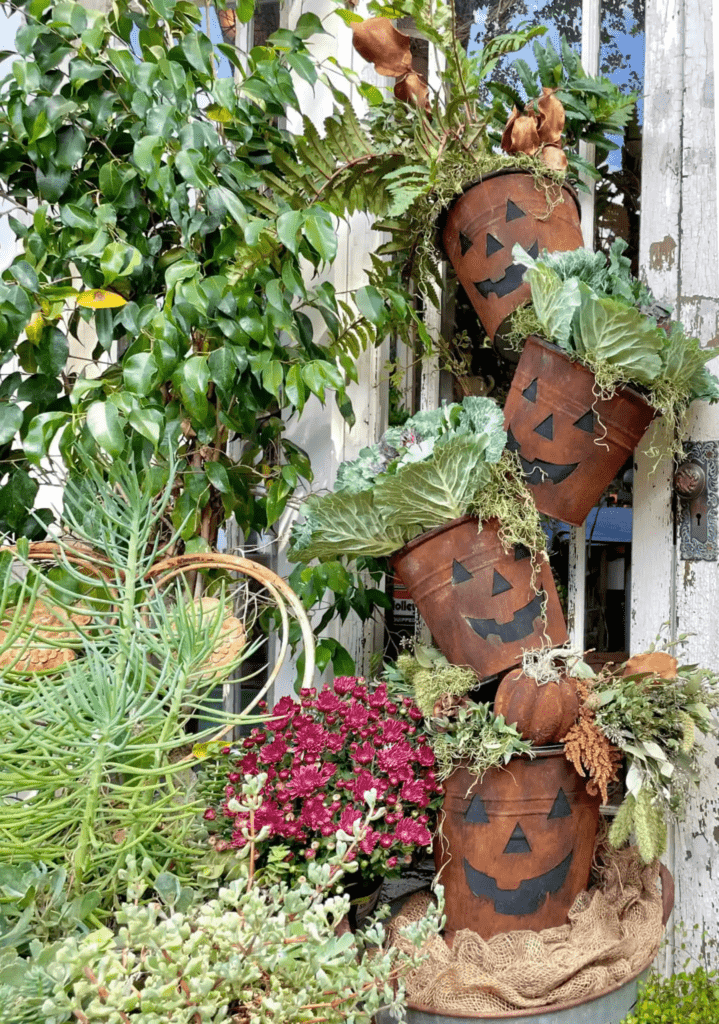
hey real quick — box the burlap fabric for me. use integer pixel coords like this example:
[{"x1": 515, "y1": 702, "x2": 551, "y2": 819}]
[{"x1": 387, "y1": 846, "x2": 665, "y2": 1014}]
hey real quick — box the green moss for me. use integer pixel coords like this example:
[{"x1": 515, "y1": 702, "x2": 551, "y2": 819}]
[
  {"x1": 502, "y1": 304, "x2": 543, "y2": 353},
  {"x1": 411, "y1": 664, "x2": 478, "y2": 718},
  {"x1": 470, "y1": 452, "x2": 547, "y2": 563},
  {"x1": 428, "y1": 700, "x2": 533, "y2": 781}
]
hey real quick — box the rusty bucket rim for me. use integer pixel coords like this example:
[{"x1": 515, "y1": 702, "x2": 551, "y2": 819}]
[
  {"x1": 389, "y1": 515, "x2": 502, "y2": 567},
  {"x1": 435, "y1": 169, "x2": 581, "y2": 257},
  {"x1": 405, "y1": 955, "x2": 655, "y2": 1019},
  {"x1": 523, "y1": 333, "x2": 656, "y2": 409}
]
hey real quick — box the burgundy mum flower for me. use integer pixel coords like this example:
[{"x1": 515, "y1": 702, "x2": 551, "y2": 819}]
[
  {"x1": 377, "y1": 741, "x2": 414, "y2": 774},
  {"x1": 284, "y1": 763, "x2": 336, "y2": 799},
  {"x1": 353, "y1": 769, "x2": 386, "y2": 800},
  {"x1": 401, "y1": 779, "x2": 430, "y2": 807},
  {"x1": 368, "y1": 683, "x2": 389, "y2": 709},
  {"x1": 259, "y1": 738, "x2": 289, "y2": 765},
  {"x1": 353, "y1": 741, "x2": 375, "y2": 766},
  {"x1": 344, "y1": 701, "x2": 370, "y2": 730},
  {"x1": 395, "y1": 816, "x2": 432, "y2": 846},
  {"x1": 381, "y1": 719, "x2": 408, "y2": 743},
  {"x1": 416, "y1": 743, "x2": 436, "y2": 767},
  {"x1": 317, "y1": 689, "x2": 342, "y2": 713},
  {"x1": 333, "y1": 676, "x2": 359, "y2": 695},
  {"x1": 299, "y1": 795, "x2": 333, "y2": 831},
  {"x1": 293, "y1": 722, "x2": 329, "y2": 758}
]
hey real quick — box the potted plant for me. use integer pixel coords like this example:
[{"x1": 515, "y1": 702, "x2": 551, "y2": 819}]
[
  {"x1": 389, "y1": 640, "x2": 717, "y2": 942},
  {"x1": 0, "y1": 450, "x2": 310, "y2": 916},
  {"x1": 199, "y1": 675, "x2": 443, "y2": 926},
  {"x1": 0, "y1": 781, "x2": 445, "y2": 1022},
  {"x1": 290, "y1": 396, "x2": 568, "y2": 680},
  {"x1": 502, "y1": 241, "x2": 719, "y2": 523},
  {"x1": 273, "y1": 0, "x2": 637, "y2": 342}
]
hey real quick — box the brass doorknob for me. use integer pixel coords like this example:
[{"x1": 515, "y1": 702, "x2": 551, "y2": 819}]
[{"x1": 674, "y1": 461, "x2": 706, "y2": 500}]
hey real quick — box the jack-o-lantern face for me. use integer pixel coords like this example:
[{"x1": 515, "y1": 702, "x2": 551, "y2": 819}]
[
  {"x1": 435, "y1": 754, "x2": 601, "y2": 939},
  {"x1": 503, "y1": 336, "x2": 656, "y2": 526},
  {"x1": 390, "y1": 517, "x2": 568, "y2": 681},
  {"x1": 452, "y1": 544, "x2": 546, "y2": 647},
  {"x1": 505, "y1": 375, "x2": 590, "y2": 486},
  {"x1": 462, "y1": 787, "x2": 573, "y2": 915},
  {"x1": 441, "y1": 174, "x2": 583, "y2": 342}
]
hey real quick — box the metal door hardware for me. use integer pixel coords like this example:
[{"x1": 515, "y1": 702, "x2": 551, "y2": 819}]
[{"x1": 674, "y1": 441, "x2": 718, "y2": 560}]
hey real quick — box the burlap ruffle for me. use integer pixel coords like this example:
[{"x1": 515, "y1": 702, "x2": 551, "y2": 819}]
[{"x1": 387, "y1": 846, "x2": 665, "y2": 1015}]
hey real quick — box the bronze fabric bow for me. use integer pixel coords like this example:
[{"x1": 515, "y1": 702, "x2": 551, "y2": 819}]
[
  {"x1": 501, "y1": 87, "x2": 568, "y2": 171},
  {"x1": 352, "y1": 18, "x2": 430, "y2": 112}
]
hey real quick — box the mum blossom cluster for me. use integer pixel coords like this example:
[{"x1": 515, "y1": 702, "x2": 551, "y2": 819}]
[{"x1": 204, "y1": 677, "x2": 443, "y2": 882}]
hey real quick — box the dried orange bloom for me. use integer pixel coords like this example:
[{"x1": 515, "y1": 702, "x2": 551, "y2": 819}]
[
  {"x1": 540, "y1": 144, "x2": 568, "y2": 172},
  {"x1": 395, "y1": 70, "x2": 430, "y2": 111},
  {"x1": 501, "y1": 110, "x2": 540, "y2": 155},
  {"x1": 562, "y1": 678, "x2": 622, "y2": 804}
]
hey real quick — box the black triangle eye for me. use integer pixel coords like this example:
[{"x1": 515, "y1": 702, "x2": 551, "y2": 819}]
[
  {"x1": 514, "y1": 544, "x2": 530, "y2": 561},
  {"x1": 527, "y1": 240, "x2": 539, "y2": 258},
  {"x1": 492, "y1": 570, "x2": 512, "y2": 596},
  {"x1": 452, "y1": 559, "x2": 473, "y2": 584},
  {"x1": 548, "y1": 788, "x2": 572, "y2": 819},
  {"x1": 486, "y1": 233, "x2": 504, "y2": 256},
  {"x1": 504, "y1": 822, "x2": 532, "y2": 853},
  {"x1": 534, "y1": 414, "x2": 554, "y2": 440},
  {"x1": 522, "y1": 378, "x2": 538, "y2": 402},
  {"x1": 574, "y1": 410, "x2": 595, "y2": 434},
  {"x1": 506, "y1": 199, "x2": 526, "y2": 221},
  {"x1": 466, "y1": 794, "x2": 489, "y2": 823},
  {"x1": 459, "y1": 231, "x2": 474, "y2": 256}
]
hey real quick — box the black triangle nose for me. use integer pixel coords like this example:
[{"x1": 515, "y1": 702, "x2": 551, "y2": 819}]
[{"x1": 503, "y1": 822, "x2": 532, "y2": 854}]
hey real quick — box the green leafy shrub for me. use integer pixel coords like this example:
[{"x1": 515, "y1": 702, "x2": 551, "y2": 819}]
[{"x1": 623, "y1": 968, "x2": 719, "y2": 1023}]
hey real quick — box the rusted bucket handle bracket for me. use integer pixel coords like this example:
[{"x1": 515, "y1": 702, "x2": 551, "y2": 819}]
[{"x1": 658, "y1": 862, "x2": 674, "y2": 926}]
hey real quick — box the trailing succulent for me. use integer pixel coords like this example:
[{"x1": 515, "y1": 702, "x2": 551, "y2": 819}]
[
  {"x1": 508, "y1": 240, "x2": 719, "y2": 454},
  {"x1": 0, "y1": 832, "x2": 445, "y2": 1023},
  {"x1": 289, "y1": 396, "x2": 545, "y2": 565}
]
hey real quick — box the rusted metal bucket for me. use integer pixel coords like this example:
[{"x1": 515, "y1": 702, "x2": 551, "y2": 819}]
[
  {"x1": 441, "y1": 171, "x2": 583, "y2": 343},
  {"x1": 503, "y1": 336, "x2": 656, "y2": 526},
  {"x1": 435, "y1": 749, "x2": 601, "y2": 940},
  {"x1": 390, "y1": 517, "x2": 567, "y2": 681},
  {"x1": 374, "y1": 968, "x2": 650, "y2": 1023}
]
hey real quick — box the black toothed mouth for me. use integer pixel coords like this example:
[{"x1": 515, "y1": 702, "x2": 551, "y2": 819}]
[
  {"x1": 465, "y1": 589, "x2": 545, "y2": 644},
  {"x1": 506, "y1": 427, "x2": 579, "y2": 485},
  {"x1": 464, "y1": 850, "x2": 573, "y2": 915}
]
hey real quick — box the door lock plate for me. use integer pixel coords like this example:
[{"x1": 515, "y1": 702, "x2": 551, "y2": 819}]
[{"x1": 674, "y1": 441, "x2": 718, "y2": 560}]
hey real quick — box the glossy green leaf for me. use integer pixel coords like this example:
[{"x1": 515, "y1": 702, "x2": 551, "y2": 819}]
[
  {"x1": 23, "y1": 411, "x2": 68, "y2": 466},
  {"x1": 9, "y1": 261, "x2": 38, "y2": 292},
  {"x1": 128, "y1": 406, "x2": 162, "y2": 448},
  {"x1": 0, "y1": 403, "x2": 23, "y2": 445},
  {"x1": 86, "y1": 400, "x2": 126, "y2": 458},
  {"x1": 303, "y1": 208, "x2": 337, "y2": 262},
  {"x1": 205, "y1": 461, "x2": 231, "y2": 493},
  {"x1": 123, "y1": 352, "x2": 156, "y2": 396},
  {"x1": 101, "y1": 242, "x2": 142, "y2": 281}
]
